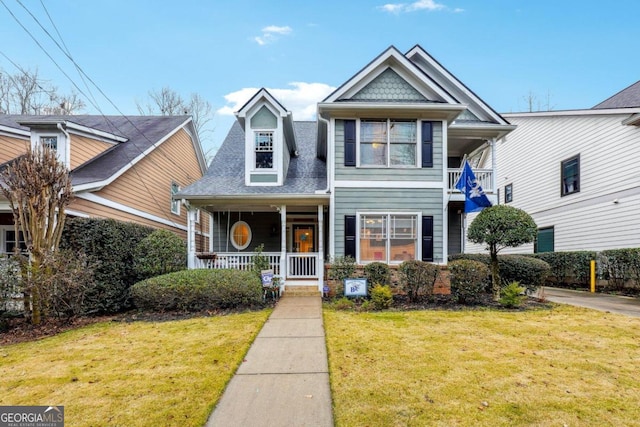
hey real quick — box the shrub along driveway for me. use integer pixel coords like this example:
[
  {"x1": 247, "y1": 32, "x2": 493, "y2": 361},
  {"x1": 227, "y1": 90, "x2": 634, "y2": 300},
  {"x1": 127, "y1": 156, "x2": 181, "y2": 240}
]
[{"x1": 324, "y1": 305, "x2": 640, "y2": 427}]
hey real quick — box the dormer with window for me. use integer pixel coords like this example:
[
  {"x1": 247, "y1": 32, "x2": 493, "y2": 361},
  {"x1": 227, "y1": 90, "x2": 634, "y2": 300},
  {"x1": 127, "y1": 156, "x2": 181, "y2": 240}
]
[
  {"x1": 235, "y1": 88, "x2": 297, "y2": 186},
  {"x1": 19, "y1": 119, "x2": 126, "y2": 170}
]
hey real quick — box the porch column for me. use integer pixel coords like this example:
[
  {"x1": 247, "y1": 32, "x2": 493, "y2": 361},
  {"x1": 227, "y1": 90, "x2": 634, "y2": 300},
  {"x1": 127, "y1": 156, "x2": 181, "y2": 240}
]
[
  {"x1": 208, "y1": 211, "x2": 214, "y2": 252},
  {"x1": 280, "y1": 205, "x2": 286, "y2": 277},
  {"x1": 187, "y1": 208, "x2": 197, "y2": 269},
  {"x1": 317, "y1": 204, "x2": 324, "y2": 292},
  {"x1": 489, "y1": 138, "x2": 497, "y2": 196}
]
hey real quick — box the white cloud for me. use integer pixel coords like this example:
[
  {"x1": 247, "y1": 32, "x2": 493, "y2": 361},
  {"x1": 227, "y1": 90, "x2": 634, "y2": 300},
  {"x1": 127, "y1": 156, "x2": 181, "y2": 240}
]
[
  {"x1": 253, "y1": 25, "x2": 293, "y2": 45},
  {"x1": 379, "y1": 0, "x2": 461, "y2": 13},
  {"x1": 217, "y1": 82, "x2": 336, "y2": 120}
]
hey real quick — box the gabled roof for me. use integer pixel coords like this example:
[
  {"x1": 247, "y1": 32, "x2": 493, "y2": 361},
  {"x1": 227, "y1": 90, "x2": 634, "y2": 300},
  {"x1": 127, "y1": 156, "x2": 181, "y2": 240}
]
[
  {"x1": 235, "y1": 88, "x2": 297, "y2": 155},
  {"x1": 323, "y1": 45, "x2": 457, "y2": 104},
  {"x1": 178, "y1": 121, "x2": 326, "y2": 199},
  {"x1": 0, "y1": 114, "x2": 206, "y2": 190},
  {"x1": 593, "y1": 80, "x2": 640, "y2": 109}
]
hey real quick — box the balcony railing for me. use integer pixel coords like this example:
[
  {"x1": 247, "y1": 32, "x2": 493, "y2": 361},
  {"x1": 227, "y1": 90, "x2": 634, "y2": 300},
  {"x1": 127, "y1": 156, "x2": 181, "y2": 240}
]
[{"x1": 447, "y1": 168, "x2": 494, "y2": 193}]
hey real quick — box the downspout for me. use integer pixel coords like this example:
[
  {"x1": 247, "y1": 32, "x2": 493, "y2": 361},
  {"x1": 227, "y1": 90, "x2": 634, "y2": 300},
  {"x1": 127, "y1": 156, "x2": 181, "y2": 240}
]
[{"x1": 317, "y1": 113, "x2": 334, "y2": 262}]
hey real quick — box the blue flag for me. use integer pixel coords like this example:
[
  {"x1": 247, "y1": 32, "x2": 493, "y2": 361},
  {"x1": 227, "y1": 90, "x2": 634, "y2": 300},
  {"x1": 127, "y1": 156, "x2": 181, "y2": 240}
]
[{"x1": 454, "y1": 160, "x2": 492, "y2": 213}]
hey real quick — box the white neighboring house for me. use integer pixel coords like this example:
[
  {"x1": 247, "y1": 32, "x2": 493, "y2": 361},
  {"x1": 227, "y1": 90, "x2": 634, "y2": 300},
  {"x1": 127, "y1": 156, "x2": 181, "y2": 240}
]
[{"x1": 482, "y1": 80, "x2": 640, "y2": 253}]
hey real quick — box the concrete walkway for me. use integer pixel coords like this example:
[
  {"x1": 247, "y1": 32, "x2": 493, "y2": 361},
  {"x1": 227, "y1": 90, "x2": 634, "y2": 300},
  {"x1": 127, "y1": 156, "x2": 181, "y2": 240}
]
[
  {"x1": 536, "y1": 287, "x2": 640, "y2": 317},
  {"x1": 206, "y1": 296, "x2": 333, "y2": 427}
]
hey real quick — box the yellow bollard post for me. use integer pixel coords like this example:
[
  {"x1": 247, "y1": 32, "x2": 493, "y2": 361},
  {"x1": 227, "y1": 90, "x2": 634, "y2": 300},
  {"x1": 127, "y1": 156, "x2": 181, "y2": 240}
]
[{"x1": 590, "y1": 260, "x2": 596, "y2": 293}]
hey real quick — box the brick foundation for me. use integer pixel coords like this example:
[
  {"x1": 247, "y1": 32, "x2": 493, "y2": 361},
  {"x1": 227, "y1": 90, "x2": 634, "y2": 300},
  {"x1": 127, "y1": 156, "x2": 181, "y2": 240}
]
[{"x1": 324, "y1": 264, "x2": 451, "y2": 297}]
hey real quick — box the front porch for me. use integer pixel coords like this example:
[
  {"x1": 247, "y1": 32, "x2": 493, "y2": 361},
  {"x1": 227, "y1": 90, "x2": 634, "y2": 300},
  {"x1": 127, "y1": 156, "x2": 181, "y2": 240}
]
[{"x1": 186, "y1": 202, "x2": 328, "y2": 291}]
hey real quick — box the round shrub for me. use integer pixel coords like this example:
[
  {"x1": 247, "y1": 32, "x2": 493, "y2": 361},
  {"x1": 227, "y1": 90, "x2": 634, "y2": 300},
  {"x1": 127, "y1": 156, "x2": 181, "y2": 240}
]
[
  {"x1": 134, "y1": 229, "x2": 187, "y2": 280},
  {"x1": 364, "y1": 262, "x2": 391, "y2": 288},
  {"x1": 370, "y1": 284, "x2": 393, "y2": 310},
  {"x1": 130, "y1": 269, "x2": 262, "y2": 311},
  {"x1": 449, "y1": 259, "x2": 490, "y2": 304},
  {"x1": 398, "y1": 260, "x2": 439, "y2": 302}
]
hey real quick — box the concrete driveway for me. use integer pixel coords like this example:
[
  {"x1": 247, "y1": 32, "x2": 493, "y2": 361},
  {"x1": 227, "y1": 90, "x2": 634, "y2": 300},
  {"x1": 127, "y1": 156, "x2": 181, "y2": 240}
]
[{"x1": 535, "y1": 287, "x2": 640, "y2": 317}]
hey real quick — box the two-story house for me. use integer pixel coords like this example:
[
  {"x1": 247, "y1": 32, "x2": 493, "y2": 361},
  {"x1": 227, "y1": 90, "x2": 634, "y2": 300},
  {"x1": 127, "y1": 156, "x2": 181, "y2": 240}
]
[
  {"x1": 178, "y1": 45, "x2": 515, "y2": 292},
  {"x1": 0, "y1": 115, "x2": 209, "y2": 254},
  {"x1": 491, "y1": 80, "x2": 640, "y2": 253}
]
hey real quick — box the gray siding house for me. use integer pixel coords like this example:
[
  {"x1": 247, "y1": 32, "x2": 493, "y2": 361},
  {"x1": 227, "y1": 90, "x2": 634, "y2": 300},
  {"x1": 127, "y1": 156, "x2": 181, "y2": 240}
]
[{"x1": 178, "y1": 45, "x2": 515, "y2": 292}]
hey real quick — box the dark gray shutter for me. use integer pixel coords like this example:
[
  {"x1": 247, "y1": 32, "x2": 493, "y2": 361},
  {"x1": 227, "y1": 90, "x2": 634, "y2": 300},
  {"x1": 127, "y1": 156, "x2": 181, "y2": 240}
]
[
  {"x1": 344, "y1": 120, "x2": 356, "y2": 167},
  {"x1": 422, "y1": 216, "x2": 434, "y2": 262},
  {"x1": 422, "y1": 121, "x2": 433, "y2": 168},
  {"x1": 345, "y1": 215, "x2": 356, "y2": 258}
]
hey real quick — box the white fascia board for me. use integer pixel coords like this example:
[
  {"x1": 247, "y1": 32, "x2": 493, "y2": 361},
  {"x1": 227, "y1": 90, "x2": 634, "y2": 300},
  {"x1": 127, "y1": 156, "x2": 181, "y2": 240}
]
[
  {"x1": 334, "y1": 180, "x2": 444, "y2": 189},
  {"x1": 503, "y1": 107, "x2": 640, "y2": 118},
  {"x1": 181, "y1": 118, "x2": 208, "y2": 174},
  {"x1": 318, "y1": 102, "x2": 465, "y2": 122},
  {"x1": 76, "y1": 192, "x2": 188, "y2": 231},
  {"x1": 72, "y1": 117, "x2": 194, "y2": 192},
  {"x1": 65, "y1": 121, "x2": 127, "y2": 143},
  {"x1": 236, "y1": 89, "x2": 288, "y2": 118},
  {"x1": 406, "y1": 46, "x2": 509, "y2": 125},
  {"x1": 324, "y1": 47, "x2": 456, "y2": 104},
  {"x1": 449, "y1": 123, "x2": 517, "y2": 140},
  {"x1": 0, "y1": 125, "x2": 30, "y2": 138}
]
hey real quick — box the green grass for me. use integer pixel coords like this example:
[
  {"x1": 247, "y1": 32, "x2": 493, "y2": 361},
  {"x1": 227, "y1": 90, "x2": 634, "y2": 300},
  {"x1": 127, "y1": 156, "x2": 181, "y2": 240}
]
[
  {"x1": 324, "y1": 305, "x2": 640, "y2": 427},
  {"x1": 0, "y1": 310, "x2": 271, "y2": 427}
]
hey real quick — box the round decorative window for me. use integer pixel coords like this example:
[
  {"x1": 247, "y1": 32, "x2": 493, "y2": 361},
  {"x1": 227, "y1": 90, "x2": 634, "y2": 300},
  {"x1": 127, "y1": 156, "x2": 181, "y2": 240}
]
[{"x1": 230, "y1": 221, "x2": 252, "y2": 250}]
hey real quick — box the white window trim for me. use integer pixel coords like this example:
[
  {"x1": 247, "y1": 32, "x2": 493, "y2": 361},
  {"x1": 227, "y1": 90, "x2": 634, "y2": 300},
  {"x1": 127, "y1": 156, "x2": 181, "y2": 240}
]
[
  {"x1": 170, "y1": 182, "x2": 181, "y2": 215},
  {"x1": 356, "y1": 119, "x2": 420, "y2": 169},
  {"x1": 194, "y1": 208, "x2": 201, "y2": 224},
  {"x1": 355, "y1": 211, "x2": 422, "y2": 264},
  {"x1": 30, "y1": 131, "x2": 68, "y2": 167},
  {"x1": 254, "y1": 130, "x2": 275, "y2": 170},
  {"x1": 0, "y1": 226, "x2": 26, "y2": 255},
  {"x1": 230, "y1": 220, "x2": 252, "y2": 250}
]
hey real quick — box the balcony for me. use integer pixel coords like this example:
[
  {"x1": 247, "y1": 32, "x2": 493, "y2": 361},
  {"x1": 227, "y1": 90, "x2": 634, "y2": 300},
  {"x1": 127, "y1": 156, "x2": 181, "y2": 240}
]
[{"x1": 447, "y1": 168, "x2": 494, "y2": 193}]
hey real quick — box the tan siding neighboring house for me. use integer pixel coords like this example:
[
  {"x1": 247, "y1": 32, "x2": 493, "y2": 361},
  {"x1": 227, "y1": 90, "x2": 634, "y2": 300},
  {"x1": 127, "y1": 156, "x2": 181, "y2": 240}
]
[
  {"x1": 70, "y1": 135, "x2": 113, "y2": 169},
  {"x1": 0, "y1": 135, "x2": 29, "y2": 164}
]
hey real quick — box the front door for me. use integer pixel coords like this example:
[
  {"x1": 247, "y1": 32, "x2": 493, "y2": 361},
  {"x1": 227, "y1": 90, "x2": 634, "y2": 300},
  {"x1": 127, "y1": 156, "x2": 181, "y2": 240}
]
[{"x1": 292, "y1": 224, "x2": 315, "y2": 253}]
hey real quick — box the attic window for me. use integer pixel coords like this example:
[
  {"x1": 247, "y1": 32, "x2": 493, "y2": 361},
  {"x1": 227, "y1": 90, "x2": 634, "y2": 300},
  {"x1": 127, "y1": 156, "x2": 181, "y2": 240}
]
[
  {"x1": 255, "y1": 131, "x2": 274, "y2": 169},
  {"x1": 40, "y1": 136, "x2": 58, "y2": 151}
]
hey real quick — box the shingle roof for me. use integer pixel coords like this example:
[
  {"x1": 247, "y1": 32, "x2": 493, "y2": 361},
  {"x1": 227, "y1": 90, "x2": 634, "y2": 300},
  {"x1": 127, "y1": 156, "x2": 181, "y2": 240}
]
[
  {"x1": 593, "y1": 80, "x2": 640, "y2": 109},
  {"x1": 179, "y1": 120, "x2": 326, "y2": 197},
  {"x1": 0, "y1": 114, "x2": 191, "y2": 187}
]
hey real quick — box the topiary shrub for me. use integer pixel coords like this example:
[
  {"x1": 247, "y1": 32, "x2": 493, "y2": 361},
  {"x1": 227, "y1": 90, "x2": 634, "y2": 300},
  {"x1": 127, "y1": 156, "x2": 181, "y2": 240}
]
[
  {"x1": 134, "y1": 229, "x2": 187, "y2": 280},
  {"x1": 60, "y1": 217, "x2": 154, "y2": 314},
  {"x1": 499, "y1": 281, "x2": 526, "y2": 308},
  {"x1": 398, "y1": 260, "x2": 439, "y2": 302},
  {"x1": 449, "y1": 259, "x2": 490, "y2": 305},
  {"x1": 364, "y1": 262, "x2": 391, "y2": 289},
  {"x1": 370, "y1": 284, "x2": 393, "y2": 310},
  {"x1": 130, "y1": 269, "x2": 262, "y2": 311}
]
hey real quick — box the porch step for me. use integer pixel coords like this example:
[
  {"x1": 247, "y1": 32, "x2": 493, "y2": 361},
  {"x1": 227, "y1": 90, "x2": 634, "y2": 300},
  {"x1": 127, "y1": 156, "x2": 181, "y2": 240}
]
[{"x1": 283, "y1": 285, "x2": 321, "y2": 297}]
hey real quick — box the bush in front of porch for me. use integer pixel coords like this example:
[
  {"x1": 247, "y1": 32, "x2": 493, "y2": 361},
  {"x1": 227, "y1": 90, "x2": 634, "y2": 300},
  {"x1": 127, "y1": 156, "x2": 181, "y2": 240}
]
[{"x1": 130, "y1": 269, "x2": 263, "y2": 312}]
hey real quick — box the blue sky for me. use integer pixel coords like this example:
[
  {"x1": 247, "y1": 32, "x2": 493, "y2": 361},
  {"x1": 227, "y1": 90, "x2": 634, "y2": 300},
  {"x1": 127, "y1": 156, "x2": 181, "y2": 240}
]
[{"x1": 1, "y1": 0, "x2": 638, "y2": 154}]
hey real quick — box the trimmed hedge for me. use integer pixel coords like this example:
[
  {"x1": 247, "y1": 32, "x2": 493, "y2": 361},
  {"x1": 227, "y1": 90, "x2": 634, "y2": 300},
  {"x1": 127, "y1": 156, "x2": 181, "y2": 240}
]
[
  {"x1": 449, "y1": 259, "x2": 490, "y2": 304},
  {"x1": 60, "y1": 217, "x2": 154, "y2": 314},
  {"x1": 530, "y1": 251, "x2": 596, "y2": 287},
  {"x1": 599, "y1": 248, "x2": 640, "y2": 289},
  {"x1": 134, "y1": 229, "x2": 187, "y2": 280},
  {"x1": 364, "y1": 262, "x2": 391, "y2": 288},
  {"x1": 398, "y1": 260, "x2": 439, "y2": 302},
  {"x1": 449, "y1": 253, "x2": 550, "y2": 293},
  {"x1": 130, "y1": 269, "x2": 263, "y2": 311}
]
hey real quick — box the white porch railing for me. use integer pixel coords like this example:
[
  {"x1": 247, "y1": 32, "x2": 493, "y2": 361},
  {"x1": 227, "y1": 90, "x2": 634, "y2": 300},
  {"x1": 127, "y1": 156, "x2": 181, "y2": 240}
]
[
  {"x1": 286, "y1": 253, "x2": 320, "y2": 279},
  {"x1": 194, "y1": 251, "x2": 321, "y2": 279},
  {"x1": 447, "y1": 168, "x2": 493, "y2": 193}
]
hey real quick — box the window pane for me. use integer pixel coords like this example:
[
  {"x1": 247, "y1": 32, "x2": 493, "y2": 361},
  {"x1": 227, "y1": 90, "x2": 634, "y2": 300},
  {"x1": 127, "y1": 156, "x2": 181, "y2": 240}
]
[
  {"x1": 389, "y1": 121, "x2": 416, "y2": 143},
  {"x1": 230, "y1": 221, "x2": 251, "y2": 250},
  {"x1": 41, "y1": 136, "x2": 57, "y2": 151},
  {"x1": 389, "y1": 215, "x2": 416, "y2": 262},
  {"x1": 390, "y1": 144, "x2": 416, "y2": 165},
  {"x1": 360, "y1": 143, "x2": 386, "y2": 166},
  {"x1": 562, "y1": 157, "x2": 579, "y2": 194},
  {"x1": 255, "y1": 132, "x2": 274, "y2": 169},
  {"x1": 359, "y1": 215, "x2": 386, "y2": 262},
  {"x1": 360, "y1": 121, "x2": 387, "y2": 166}
]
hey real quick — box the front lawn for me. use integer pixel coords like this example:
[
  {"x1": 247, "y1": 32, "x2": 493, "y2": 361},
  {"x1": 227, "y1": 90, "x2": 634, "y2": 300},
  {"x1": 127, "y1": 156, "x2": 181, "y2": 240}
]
[
  {"x1": 0, "y1": 310, "x2": 271, "y2": 427},
  {"x1": 325, "y1": 305, "x2": 640, "y2": 426}
]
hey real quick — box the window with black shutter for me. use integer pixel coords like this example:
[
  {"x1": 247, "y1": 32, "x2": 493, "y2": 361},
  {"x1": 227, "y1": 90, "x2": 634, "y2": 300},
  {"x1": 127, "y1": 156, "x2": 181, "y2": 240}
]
[
  {"x1": 422, "y1": 216, "x2": 434, "y2": 262},
  {"x1": 344, "y1": 215, "x2": 356, "y2": 257},
  {"x1": 421, "y1": 121, "x2": 433, "y2": 168},
  {"x1": 344, "y1": 120, "x2": 356, "y2": 167}
]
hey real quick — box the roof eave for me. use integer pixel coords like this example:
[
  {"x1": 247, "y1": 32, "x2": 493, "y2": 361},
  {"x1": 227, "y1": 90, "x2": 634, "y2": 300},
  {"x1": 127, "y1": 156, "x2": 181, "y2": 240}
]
[{"x1": 318, "y1": 102, "x2": 466, "y2": 122}]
